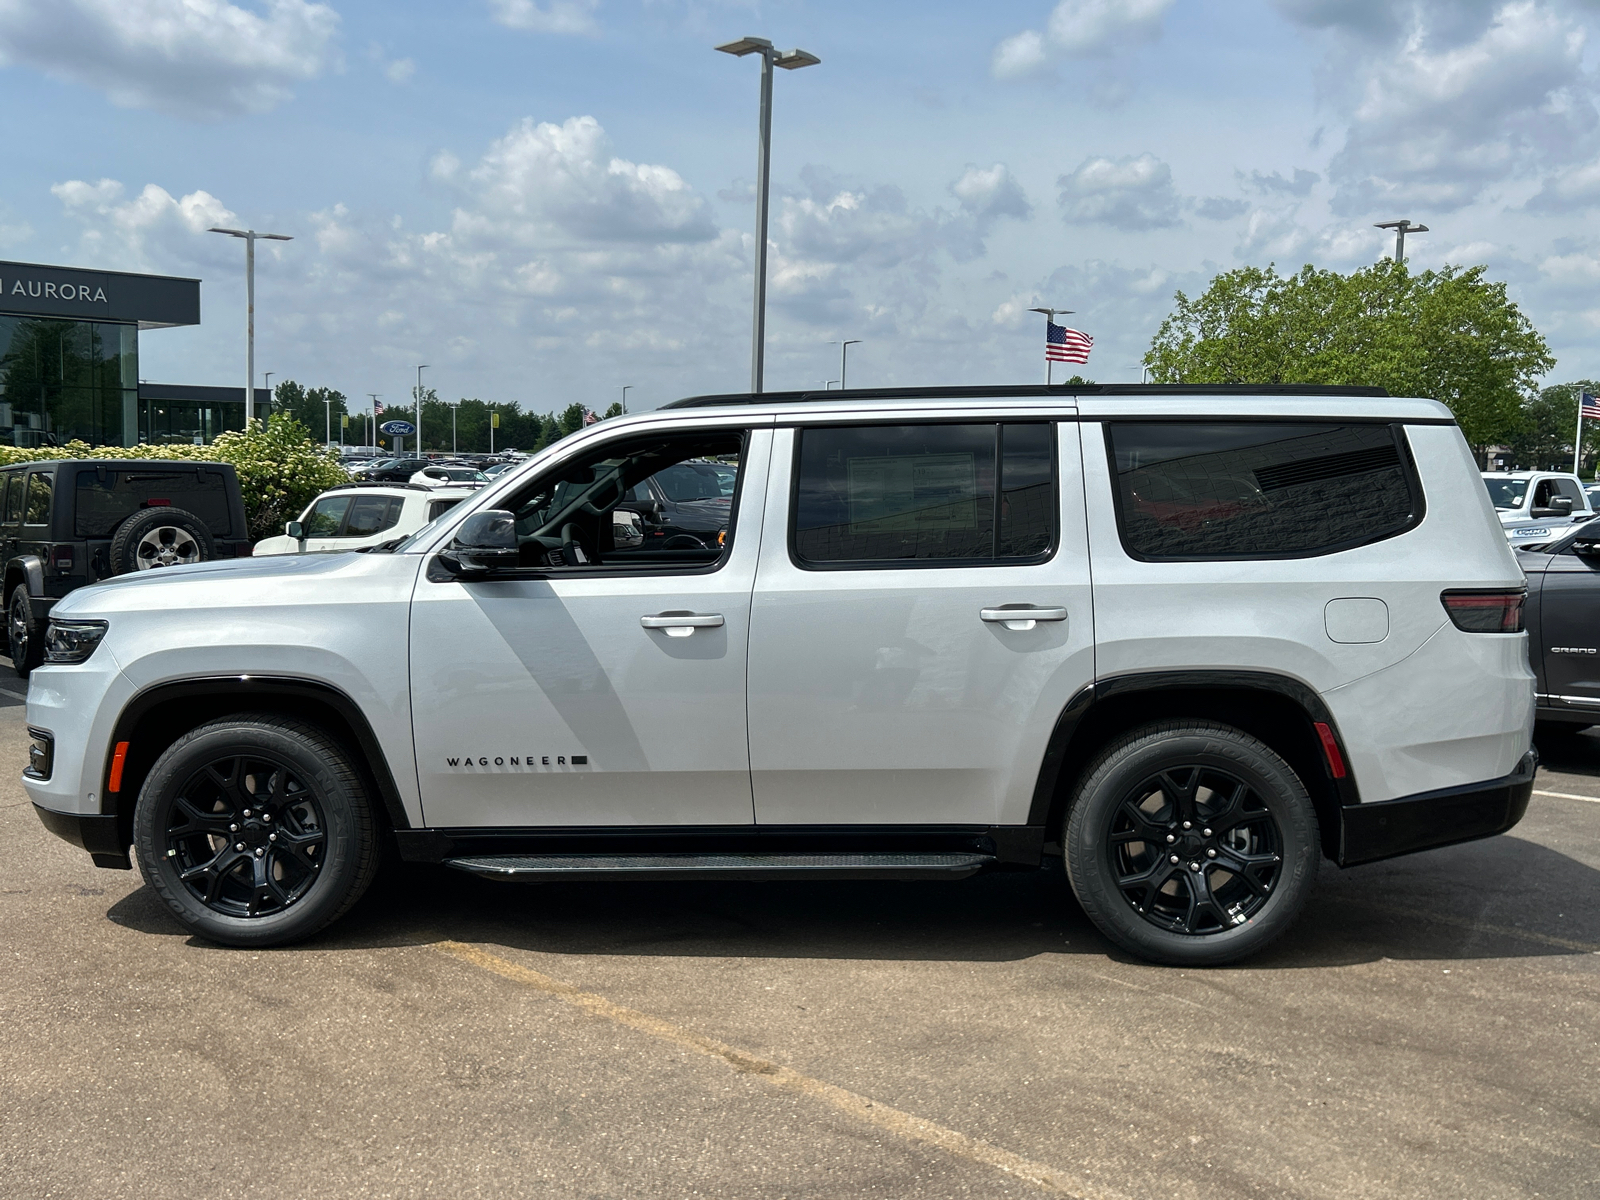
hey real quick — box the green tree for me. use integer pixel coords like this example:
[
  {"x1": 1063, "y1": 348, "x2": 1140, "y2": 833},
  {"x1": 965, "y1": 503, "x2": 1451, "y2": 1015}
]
[
  {"x1": 603, "y1": 402, "x2": 623, "y2": 419},
  {"x1": 1144, "y1": 260, "x2": 1555, "y2": 451},
  {"x1": 557, "y1": 402, "x2": 588, "y2": 438},
  {"x1": 272, "y1": 380, "x2": 348, "y2": 441},
  {"x1": 1507, "y1": 380, "x2": 1600, "y2": 474}
]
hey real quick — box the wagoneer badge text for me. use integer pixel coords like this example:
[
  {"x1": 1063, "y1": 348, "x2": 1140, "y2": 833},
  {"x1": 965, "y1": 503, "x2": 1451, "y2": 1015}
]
[{"x1": 446, "y1": 754, "x2": 589, "y2": 767}]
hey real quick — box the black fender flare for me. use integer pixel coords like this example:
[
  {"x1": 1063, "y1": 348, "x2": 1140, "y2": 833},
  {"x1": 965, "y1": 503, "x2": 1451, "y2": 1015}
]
[
  {"x1": 1027, "y1": 669, "x2": 1361, "y2": 859},
  {"x1": 4, "y1": 554, "x2": 44, "y2": 599},
  {"x1": 101, "y1": 674, "x2": 413, "y2": 837}
]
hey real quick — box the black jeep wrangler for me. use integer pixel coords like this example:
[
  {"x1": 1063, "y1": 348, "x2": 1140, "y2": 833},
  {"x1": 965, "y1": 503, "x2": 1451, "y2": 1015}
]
[{"x1": 1, "y1": 460, "x2": 251, "y2": 677}]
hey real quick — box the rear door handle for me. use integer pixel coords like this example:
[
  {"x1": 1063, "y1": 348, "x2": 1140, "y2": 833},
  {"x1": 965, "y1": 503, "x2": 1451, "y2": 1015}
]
[
  {"x1": 641, "y1": 611, "x2": 725, "y2": 638},
  {"x1": 980, "y1": 606, "x2": 1068, "y2": 631}
]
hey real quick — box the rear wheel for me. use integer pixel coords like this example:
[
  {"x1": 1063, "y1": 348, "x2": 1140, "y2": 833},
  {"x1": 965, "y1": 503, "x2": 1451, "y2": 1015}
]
[
  {"x1": 8, "y1": 585, "x2": 42, "y2": 678},
  {"x1": 132, "y1": 715, "x2": 380, "y2": 947},
  {"x1": 1065, "y1": 721, "x2": 1319, "y2": 966}
]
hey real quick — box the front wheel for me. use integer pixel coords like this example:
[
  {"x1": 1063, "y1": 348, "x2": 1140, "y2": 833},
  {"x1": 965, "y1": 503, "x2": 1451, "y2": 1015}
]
[
  {"x1": 1065, "y1": 721, "x2": 1319, "y2": 966},
  {"x1": 133, "y1": 715, "x2": 381, "y2": 947}
]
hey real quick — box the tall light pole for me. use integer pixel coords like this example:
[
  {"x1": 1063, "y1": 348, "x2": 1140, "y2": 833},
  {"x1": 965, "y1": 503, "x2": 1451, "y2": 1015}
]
[
  {"x1": 367, "y1": 394, "x2": 381, "y2": 450},
  {"x1": 830, "y1": 339, "x2": 861, "y2": 390},
  {"x1": 620, "y1": 385, "x2": 633, "y2": 414},
  {"x1": 263, "y1": 372, "x2": 274, "y2": 421},
  {"x1": 414, "y1": 364, "x2": 428, "y2": 458},
  {"x1": 449, "y1": 400, "x2": 459, "y2": 454},
  {"x1": 1030, "y1": 307, "x2": 1074, "y2": 386},
  {"x1": 1375, "y1": 219, "x2": 1428, "y2": 263},
  {"x1": 208, "y1": 227, "x2": 291, "y2": 424},
  {"x1": 716, "y1": 36, "x2": 820, "y2": 395},
  {"x1": 324, "y1": 395, "x2": 334, "y2": 447}
]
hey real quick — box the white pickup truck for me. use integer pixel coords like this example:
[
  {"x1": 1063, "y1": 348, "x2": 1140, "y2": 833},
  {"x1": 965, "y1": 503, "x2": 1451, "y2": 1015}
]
[{"x1": 1482, "y1": 471, "x2": 1596, "y2": 544}]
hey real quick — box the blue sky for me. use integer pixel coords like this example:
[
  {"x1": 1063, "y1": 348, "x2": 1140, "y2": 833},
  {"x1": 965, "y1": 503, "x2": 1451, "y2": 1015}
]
[{"x1": 2, "y1": 1, "x2": 1599, "y2": 416}]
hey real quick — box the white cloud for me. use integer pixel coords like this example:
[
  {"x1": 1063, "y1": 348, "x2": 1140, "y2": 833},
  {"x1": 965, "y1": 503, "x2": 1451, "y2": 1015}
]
[
  {"x1": 384, "y1": 57, "x2": 414, "y2": 84},
  {"x1": 992, "y1": 0, "x2": 1176, "y2": 79},
  {"x1": 51, "y1": 178, "x2": 239, "y2": 267},
  {"x1": 452, "y1": 115, "x2": 717, "y2": 246},
  {"x1": 950, "y1": 164, "x2": 1032, "y2": 223},
  {"x1": 1240, "y1": 168, "x2": 1320, "y2": 196},
  {"x1": 1058, "y1": 153, "x2": 1183, "y2": 230},
  {"x1": 1300, "y1": 1, "x2": 1598, "y2": 213},
  {"x1": 487, "y1": 0, "x2": 599, "y2": 36},
  {"x1": 0, "y1": 0, "x2": 340, "y2": 117},
  {"x1": 1527, "y1": 157, "x2": 1600, "y2": 211}
]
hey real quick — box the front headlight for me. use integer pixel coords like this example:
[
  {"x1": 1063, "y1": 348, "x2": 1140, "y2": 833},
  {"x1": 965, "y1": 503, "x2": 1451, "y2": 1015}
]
[{"x1": 44, "y1": 619, "x2": 109, "y2": 664}]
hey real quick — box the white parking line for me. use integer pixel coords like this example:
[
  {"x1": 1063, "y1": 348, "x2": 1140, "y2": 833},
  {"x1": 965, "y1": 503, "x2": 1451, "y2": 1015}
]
[
  {"x1": 0, "y1": 684, "x2": 26, "y2": 702},
  {"x1": 1533, "y1": 788, "x2": 1600, "y2": 804}
]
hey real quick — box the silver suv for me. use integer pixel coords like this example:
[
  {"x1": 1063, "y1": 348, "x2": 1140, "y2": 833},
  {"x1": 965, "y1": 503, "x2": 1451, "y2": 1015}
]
[{"x1": 24, "y1": 385, "x2": 1535, "y2": 965}]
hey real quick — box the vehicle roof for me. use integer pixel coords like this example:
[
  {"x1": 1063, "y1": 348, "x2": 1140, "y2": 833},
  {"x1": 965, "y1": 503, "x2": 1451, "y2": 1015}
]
[
  {"x1": 1, "y1": 458, "x2": 230, "y2": 471},
  {"x1": 321, "y1": 482, "x2": 477, "y2": 498},
  {"x1": 633, "y1": 384, "x2": 1450, "y2": 424},
  {"x1": 1481, "y1": 470, "x2": 1575, "y2": 479}
]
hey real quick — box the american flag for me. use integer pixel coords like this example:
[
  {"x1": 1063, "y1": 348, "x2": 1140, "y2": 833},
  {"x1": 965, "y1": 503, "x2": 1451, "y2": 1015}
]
[
  {"x1": 1582, "y1": 391, "x2": 1600, "y2": 420},
  {"x1": 1046, "y1": 322, "x2": 1093, "y2": 364},
  {"x1": 582, "y1": 408, "x2": 599, "y2": 426},
  {"x1": 373, "y1": 399, "x2": 385, "y2": 415}
]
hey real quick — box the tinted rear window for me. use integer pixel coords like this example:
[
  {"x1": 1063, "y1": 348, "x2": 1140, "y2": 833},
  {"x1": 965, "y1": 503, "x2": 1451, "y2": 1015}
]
[
  {"x1": 793, "y1": 423, "x2": 1056, "y2": 566},
  {"x1": 1107, "y1": 422, "x2": 1421, "y2": 560},
  {"x1": 75, "y1": 469, "x2": 233, "y2": 538}
]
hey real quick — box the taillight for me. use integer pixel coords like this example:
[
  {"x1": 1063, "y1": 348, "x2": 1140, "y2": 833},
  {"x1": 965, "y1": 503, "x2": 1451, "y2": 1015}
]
[
  {"x1": 51, "y1": 546, "x2": 73, "y2": 569},
  {"x1": 1441, "y1": 589, "x2": 1525, "y2": 633}
]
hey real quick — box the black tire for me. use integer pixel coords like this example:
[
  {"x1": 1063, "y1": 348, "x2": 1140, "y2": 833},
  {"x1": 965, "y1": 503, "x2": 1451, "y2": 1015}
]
[
  {"x1": 132, "y1": 714, "x2": 381, "y2": 947},
  {"x1": 1064, "y1": 721, "x2": 1319, "y2": 966},
  {"x1": 108, "y1": 507, "x2": 214, "y2": 574},
  {"x1": 7, "y1": 585, "x2": 42, "y2": 678}
]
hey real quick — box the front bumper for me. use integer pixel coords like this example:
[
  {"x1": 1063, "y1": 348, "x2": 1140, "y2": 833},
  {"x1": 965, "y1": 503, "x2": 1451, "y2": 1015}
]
[
  {"x1": 32, "y1": 803, "x2": 130, "y2": 869},
  {"x1": 1338, "y1": 750, "x2": 1536, "y2": 866}
]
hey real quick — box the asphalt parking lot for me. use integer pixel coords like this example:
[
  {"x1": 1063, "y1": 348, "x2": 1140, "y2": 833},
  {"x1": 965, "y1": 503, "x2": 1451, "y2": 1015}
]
[{"x1": 2, "y1": 692, "x2": 1596, "y2": 1200}]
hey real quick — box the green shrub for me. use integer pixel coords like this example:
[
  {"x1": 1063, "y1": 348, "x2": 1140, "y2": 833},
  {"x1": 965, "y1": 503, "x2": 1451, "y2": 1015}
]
[{"x1": 0, "y1": 415, "x2": 348, "y2": 541}]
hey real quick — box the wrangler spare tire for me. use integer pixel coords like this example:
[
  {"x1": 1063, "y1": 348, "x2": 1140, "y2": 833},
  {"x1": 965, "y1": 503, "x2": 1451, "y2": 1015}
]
[{"x1": 109, "y1": 507, "x2": 215, "y2": 574}]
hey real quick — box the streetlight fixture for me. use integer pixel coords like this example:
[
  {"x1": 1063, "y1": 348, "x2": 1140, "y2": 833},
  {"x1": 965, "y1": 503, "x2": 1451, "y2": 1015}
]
[
  {"x1": 208, "y1": 227, "x2": 291, "y2": 424},
  {"x1": 1029, "y1": 307, "x2": 1074, "y2": 386},
  {"x1": 830, "y1": 339, "x2": 861, "y2": 390},
  {"x1": 716, "y1": 35, "x2": 821, "y2": 395},
  {"x1": 620, "y1": 385, "x2": 633, "y2": 414},
  {"x1": 1375, "y1": 219, "x2": 1428, "y2": 263},
  {"x1": 414, "y1": 364, "x2": 428, "y2": 459}
]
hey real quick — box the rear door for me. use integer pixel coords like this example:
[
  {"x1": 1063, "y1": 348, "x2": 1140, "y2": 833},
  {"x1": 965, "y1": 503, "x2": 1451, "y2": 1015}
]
[
  {"x1": 1535, "y1": 546, "x2": 1600, "y2": 711},
  {"x1": 746, "y1": 413, "x2": 1094, "y2": 826}
]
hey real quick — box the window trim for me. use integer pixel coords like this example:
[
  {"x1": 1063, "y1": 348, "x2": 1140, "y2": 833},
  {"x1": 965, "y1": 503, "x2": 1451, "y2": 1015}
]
[
  {"x1": 787, "y1": 420, "x2": 1060, "y2": 573},
  {"x1": 21, "y1": 469, "x2": 54, "y2": 530},
  {"x1": 1102, "y1": 419, "x2": 1427, "y2": 564},
  {"x1": 427, "y1": 428, "x2": 752, "y2": 582}
]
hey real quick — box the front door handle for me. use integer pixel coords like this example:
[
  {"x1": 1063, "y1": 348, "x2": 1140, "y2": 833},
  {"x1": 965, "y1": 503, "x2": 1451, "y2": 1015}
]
[
  {"x1": 641, "y1": 611, "x2": 725, "y2": 638},
  {"x1": 980, "y1": 605, "x2": 1068, "y2": 631}
]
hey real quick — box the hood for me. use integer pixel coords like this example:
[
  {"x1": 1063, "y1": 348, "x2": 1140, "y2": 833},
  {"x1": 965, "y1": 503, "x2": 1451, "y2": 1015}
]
[{"x1": 50, "y1": 550, "x2": 377, "y2": 616}]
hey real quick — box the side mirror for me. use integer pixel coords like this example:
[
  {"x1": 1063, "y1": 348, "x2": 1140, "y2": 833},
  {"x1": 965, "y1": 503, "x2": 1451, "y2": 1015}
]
[
  {"x1": 442, "y1": 510, "x2": 519, "y2": 573},
  {"x1": 1552, "y1": 496, "x2": 1575, "y2": 514},
  {"x1": 286, "y1": 521, "x2": 304, "y2": 539}
]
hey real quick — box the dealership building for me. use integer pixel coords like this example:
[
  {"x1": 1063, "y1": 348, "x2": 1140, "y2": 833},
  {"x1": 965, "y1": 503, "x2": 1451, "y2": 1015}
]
[{"x1": 0, "y1": 259, "x2": 264, "y2": 448}]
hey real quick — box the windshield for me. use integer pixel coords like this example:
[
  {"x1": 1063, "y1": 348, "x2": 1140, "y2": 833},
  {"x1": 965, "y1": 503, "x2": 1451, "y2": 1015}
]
[{"x1": 1483, "y1": 477, "x2": 1529, "y2": 510}]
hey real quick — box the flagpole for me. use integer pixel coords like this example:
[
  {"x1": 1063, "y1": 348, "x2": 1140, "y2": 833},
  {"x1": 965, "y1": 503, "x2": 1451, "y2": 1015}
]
[
  {"x1": 1029, "y1": 306, "x2": 1073, "y2": 387},
  {"x1": 1576, "y1": 399, "x2": 1584, "y2": 478}
]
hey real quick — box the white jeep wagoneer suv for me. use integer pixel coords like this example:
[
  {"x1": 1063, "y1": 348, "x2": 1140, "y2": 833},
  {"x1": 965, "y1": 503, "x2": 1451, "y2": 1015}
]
[{"x1": 23, "y1": 385, "x2": 1535, "y2": 965}]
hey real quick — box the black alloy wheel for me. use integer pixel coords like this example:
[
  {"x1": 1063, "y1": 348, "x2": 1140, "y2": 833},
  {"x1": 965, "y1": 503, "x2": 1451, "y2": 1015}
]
[
  {"x1": 134, "y1": 715, "x2": 380, "y2": 946},
  {"x1": 1107, "y1": 765, "x2": 1283, "y2": 936},
  {"x1": 8, "y1": 585, "x2": 42, "y2": 678},
  {"x1": 1065, "y1": 721, "x2": 1319, "y2": 966},
  {"x1": 161, "y1": 754, "x2": 327, "y2": 918}
]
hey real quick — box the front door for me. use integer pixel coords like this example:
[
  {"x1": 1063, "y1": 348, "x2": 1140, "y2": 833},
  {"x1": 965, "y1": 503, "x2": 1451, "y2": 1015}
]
[
  {"x1": 409, "y1": 423, "x2": 769, "y2": 828},
  {"x1": 746, "y1": 416, "x2": 1094, "y2": 827}
]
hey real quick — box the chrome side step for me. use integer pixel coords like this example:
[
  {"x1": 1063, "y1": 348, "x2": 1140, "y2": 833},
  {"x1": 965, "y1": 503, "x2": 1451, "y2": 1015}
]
[{"x1": 442, "y1": 851, "x2": 995, "y2": 882}]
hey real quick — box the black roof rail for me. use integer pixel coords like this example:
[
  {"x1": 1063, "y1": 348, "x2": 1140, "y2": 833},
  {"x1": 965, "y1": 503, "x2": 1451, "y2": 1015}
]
[{"x1": 661, "y1": 383, "x2": 1390, "y2": 409}]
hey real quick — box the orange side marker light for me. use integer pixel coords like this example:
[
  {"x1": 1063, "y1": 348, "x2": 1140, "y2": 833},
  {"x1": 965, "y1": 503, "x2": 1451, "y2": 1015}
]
[{"x1": 108, "y1": 741, "x2": 130, "y2": 793}]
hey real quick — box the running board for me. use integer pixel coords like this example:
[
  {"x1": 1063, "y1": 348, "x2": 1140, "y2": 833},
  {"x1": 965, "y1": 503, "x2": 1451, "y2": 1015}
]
[{"x1": 442, "y1": 851, "x2": 995, "y2": 883}]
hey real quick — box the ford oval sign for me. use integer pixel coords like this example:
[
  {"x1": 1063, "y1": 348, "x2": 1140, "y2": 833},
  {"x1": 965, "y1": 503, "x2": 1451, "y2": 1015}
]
[{"x1": 379, "y1": 420, "x2": 416, "y2": 436}]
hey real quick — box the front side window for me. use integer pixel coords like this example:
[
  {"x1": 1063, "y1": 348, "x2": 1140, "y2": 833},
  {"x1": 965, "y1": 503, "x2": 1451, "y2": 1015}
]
[
  {"x1": 1107, "y1": 421, "x2": 1422, "y2": 561},
  {"x1": 2, "y1": 473, "x2": 21, "y2": 524},
  {"x1": 792, "y1": 423, "x2": 1057, "y2": 567},
  {"x1": 303, "y1": 495, "x2": 352, "y2": 537},
  {"x1": 492, "y1": 431, "x2": 744, "y2": 570}
]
